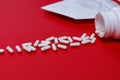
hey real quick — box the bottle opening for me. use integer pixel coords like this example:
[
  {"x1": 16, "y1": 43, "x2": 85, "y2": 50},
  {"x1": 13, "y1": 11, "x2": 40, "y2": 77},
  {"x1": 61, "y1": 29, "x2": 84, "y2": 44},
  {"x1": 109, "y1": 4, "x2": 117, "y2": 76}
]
[{"x1": 95, "y1": 13, "x2": 105, "y2": 38}]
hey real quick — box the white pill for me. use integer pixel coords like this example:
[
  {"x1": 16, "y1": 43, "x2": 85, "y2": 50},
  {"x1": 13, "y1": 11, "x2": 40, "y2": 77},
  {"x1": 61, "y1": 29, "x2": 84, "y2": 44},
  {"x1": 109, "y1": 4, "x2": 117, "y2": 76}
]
[
  {"x1": 51, "y1": 44, "x2": 57, "y2": 51},
  {"x1": 22, "y1": 43, "x2": 36, "y2": 52},
  {"x1": 15, "y1": 45, "x2": 22, "y2": 53},
  {"x1": 90, "y1": 33, "x2": 95, "y2": 39},
  {"x1": 72, "y1": 36, "x2": 81, "y2": 41},
  {"x1": 22, "y1": 46, "x2": 31, "y2": 52},
  {"x1": 98, "y1": 32, "x2": 104, "y2": 38},
  {"x1": 22, "y1": 42, "x2": 32, "y2": 46},
  {"x1": 0, "y1": 49, "x2": 5, "y2": 53},
  {"x1": 57, "y1": 44, "x2": 67, "y2": 49},
  {"x1": 91, "y1": 38, "x2": 96, "y2": 44},
  {"x1": 59, "y1": 39, "x2": 69, "y2": 44},
  {"x1": 46, "y1": 36, "x2": 55, "y2": 41},
  {"x1": 67, "y1": 36, "x2": 73, "y2": 43},
  {"x1": 38, "y1": 43, "x2": 49, "y2": 47},
  {"x1": 81, "y1": 40, "x2": 91, "y2": 44},
  {"x1": 41, "y1": 40, "x2": 51, "y2": 44},
  {"x1": 29, "y1": 46, "x2": 36, "y2": 51},
  {"x1": 58, "y1": 36, "x2": 68, "y2": 40},
  {"x1": 81, "y1": 33, "x2": 87, "y2": 39},
  {"x1": 6, "y1": 46, "x2": 14, "y2": 53},
  {"x1": 54, "y1": 38, "x2": 58, "y2": 44},
  {"x1": 33, "y1": 40, "x2": 40, "y2": 47},
  {"x1": 70, "y1": 42, "x2": 80, "y2": 47},
  {"x1": 81, "y1": 36, "x2": 89, "y2": 41},
  {"x1": 41, "y1": 46, "x2": 51, "y2": 51}
]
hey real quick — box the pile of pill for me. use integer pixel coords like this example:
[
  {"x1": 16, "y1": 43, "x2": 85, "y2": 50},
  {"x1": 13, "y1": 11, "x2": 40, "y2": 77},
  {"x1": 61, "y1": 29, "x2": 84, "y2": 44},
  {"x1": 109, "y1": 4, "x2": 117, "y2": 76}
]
[{"x1": 0, "y1": 33, "x2": 96, "y2": 54}]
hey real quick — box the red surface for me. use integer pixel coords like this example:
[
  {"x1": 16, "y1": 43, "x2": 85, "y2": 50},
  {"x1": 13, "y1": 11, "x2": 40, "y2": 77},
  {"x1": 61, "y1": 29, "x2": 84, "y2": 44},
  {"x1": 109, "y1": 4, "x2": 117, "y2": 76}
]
[{"x1": 0, "y1": 0, "x2": 120, "y2": 80}]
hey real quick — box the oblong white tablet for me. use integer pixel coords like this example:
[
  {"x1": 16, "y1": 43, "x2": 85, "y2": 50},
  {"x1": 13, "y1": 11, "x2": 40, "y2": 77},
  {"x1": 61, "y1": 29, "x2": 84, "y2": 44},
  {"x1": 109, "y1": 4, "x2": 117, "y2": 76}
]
[
  {"x1": 72, "y1": 36, "x2": 81, "y2": 41},
  {"x1": 70, "y1": 42, "x2": 80, "y2": 47},
  {"x1": 46, "y1": 36, "x2": 55, "y2": 41},
  {"x1": 68, "y1": 36, "x2": 73, "y2": 43},
  {"x1": 54, "y1": 38, "x2": 58, "y2": 44},
  {"x1": 6, "y1": 46, "x2": 14, "y2": 53},
  {"x1": 0, "y1": 49, "x2": 5, "y2": 53},
  {"x1": 51, "y1": 44, "x2": 57, "y2": 51},
  {"x1": 15, "y1": 45, "x2": 22, "y2": 53},
  {"x1": 57, "y1": 44, "x2": 67, "y2": 49},
  {"x1": 41, "y1": 46, "x2": 51, "y2": 51},
  {"x1": 33, "y1": 40, "x2": 40, "y2": 47},
  {"x1": 59, "y1": 39, "x2": 69, "y2": 44}
]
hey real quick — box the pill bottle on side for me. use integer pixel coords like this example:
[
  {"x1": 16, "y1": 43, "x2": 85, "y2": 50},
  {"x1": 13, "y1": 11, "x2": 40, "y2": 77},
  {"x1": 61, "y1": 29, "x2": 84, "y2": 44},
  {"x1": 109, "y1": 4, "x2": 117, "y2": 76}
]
[{"x1": 95, "y1": 7, "x2": 120, "y2": 39}]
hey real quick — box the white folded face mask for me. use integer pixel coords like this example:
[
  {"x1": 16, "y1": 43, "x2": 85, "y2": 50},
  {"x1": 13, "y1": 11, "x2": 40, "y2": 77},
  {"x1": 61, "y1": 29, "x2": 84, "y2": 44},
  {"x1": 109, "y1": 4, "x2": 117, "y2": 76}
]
[{"x1": 41, "y1": 0, "x2": 119, "y2": 20}]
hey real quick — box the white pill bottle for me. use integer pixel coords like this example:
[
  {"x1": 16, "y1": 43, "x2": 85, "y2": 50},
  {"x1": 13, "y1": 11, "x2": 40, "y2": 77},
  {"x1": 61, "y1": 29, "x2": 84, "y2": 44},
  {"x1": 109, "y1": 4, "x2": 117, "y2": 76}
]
[{"x1": 95, "y1": 6, "x2": 120, "y2": 39}]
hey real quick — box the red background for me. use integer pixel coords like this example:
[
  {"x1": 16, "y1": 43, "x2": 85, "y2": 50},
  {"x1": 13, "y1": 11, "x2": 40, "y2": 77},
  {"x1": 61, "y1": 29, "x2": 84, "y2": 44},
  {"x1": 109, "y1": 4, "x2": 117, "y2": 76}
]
[{"x1": 0, "y1": 0, "x2": 120, "y2": 80}]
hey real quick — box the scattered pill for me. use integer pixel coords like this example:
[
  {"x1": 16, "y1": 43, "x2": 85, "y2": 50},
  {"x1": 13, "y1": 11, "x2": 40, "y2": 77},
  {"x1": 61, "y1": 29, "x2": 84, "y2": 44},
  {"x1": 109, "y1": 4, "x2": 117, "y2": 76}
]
[
  {"x1": 70, "y1": 42, "x2": 80, "y2": 47},
  {"x1": 33, "y1": 40, "x2": 40, "y2": 47},
  {"x1": 98, "y1": 32, "x2": 104, "y2": 38},
  {"x1": 68, "y1": 36, "x2": 73, "y2": 43},
  {"x1": 51, "y1": 44, "x2": 57, "y2": 51},
  {"x1": 91, "y1": 38, "x2": 96, "y2": 44},
  {"x1": 59, "y1": 39, "x2": 69, "y2": 44},
  {"x1": 73, "y1": 36, "x2": 81, "y2": 41},
  {"x1": 6, "y1": 46, "x2": 14, "y2": 53},
  {"x1": 41, "y1": 45, "x2": 51, "y2": 51},
  {"x1": 15, "y1": 45, "x2": 22, "y2": 53},
  {"x1": 29, "y1": 46, "x2": 36, "y2": 51},
  {"x1": 58, "y1": 36, "x2": 68, "y2": 40},
  {"x1": 57, "y1": 44, "x2": 67, "y2": 50},
  {"x1": 46, "y1": 36, "x2": 55, "y2": 41},
  {"x1": 38, "y1": 43, "x2": 49, "y2": 47},
  {"x1": 0, "y1": 49, "x2": 5, "y2": 53},
  {"x1": 22, "y1": 42, "x2": 32, "y2": 46},
  {"x1": 81, "y1": 40, "x2": 91, "y2": 44},
  {"x1": 90, "y1": 33, "x2": 95, "y2": 39},
  {"x1": 22, "y1": 43, "x2": 36, "y2": 52},
  {"x1": 54, "y1": 38, "x2": 58, "y2": 44},
  {"x1": 81, "y1": 36, "x2": 89, "y2": 41},
  {"x1": 41, "y1": 40, "x2": 51, "y2": 44},
  {"x1": 81, "y1": 33, "x2": 87, "y2": 39},
  {"x1": 22, "y1": 45, "x2": 32, "y2": 52}
]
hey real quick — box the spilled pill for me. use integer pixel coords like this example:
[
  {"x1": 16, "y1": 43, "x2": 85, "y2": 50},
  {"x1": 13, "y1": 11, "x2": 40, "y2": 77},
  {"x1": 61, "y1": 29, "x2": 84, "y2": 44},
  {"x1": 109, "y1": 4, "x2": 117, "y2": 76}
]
[
  {"x1": 58, "y1": 36, "x2": 68, "y2": 40},
  {"x1": 68, "y1": 36, "x2": 73, "y2": 43},
  {"x1": 54, "y1": 38, "x2": 58, "y2": 44},
  {"x1": 38, "y1": 43, "x2": 49, "y2": 47},
  {"x1": 41, "y1": 46, "x2": 51, "y2": 51},
  {"x1": 22, "y1": 42, "x2": 32, "y2": 46},
  {"x1": 73, "y1": 36, "x2": 81, "y2": 41},
  {"x1": 0, "y1": 49, "x2": 5, "y2": 53},
  {"x1": 90, "y1": 33, "x2": 95, "y2": 39},
  {"x1": 29, "y1": 46, "x2": 36, "y2": 51},
  {"x1": 81, "y1": 33, "x2": 87, "y2": 39},
  {"x1": 70, "y1": 42, "x2": 80, "y2": 47},
  {"x1": 59, "y1": 39, "x2": 69, "y2": 44},
  {"x1": 33, "y1": 40, "x2": 40, "y2": 47},
  {"x1": 22, "y1": 46, "x2": 32, "y2": 52},
  {"x1": 81, "y1": 40, "x2": 91, "y2": 44},
  {"x1": 91, "y1": 38, "x2": 96, "y2": 44},
  {"x1": 6, "y1": 46, "x2": 14, "y2": 53},
  {"x1": 51, "y1": 43, "x2": 57, "y2": 51},
  {"x1": 46, "y1": 36, "x2": 55, "y2": 41},
  {"x1": 57, "y1": 44, "x2": 67, "y2": 50},
  {"x1": 81, "y1": 36, "x2": 89, "y2": 41},
  {"x1": 41, "y1": 40, "x2": 51, "y2": 44},
  {"x1": 15, "y1": 45, "x2": 22, "y2": 53}
]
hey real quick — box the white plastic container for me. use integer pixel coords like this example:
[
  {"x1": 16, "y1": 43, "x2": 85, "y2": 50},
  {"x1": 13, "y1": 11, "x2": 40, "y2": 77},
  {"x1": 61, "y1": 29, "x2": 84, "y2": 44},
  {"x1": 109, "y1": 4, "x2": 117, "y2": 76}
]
[{"x1": 95, "y1": 7, "x2": 120, "y2": 39}]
